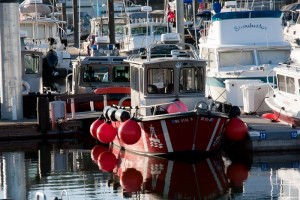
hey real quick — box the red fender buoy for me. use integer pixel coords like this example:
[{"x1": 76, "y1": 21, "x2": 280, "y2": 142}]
[
  {"x1": 97, "y1": 151, "x2": 118, "y2": 172},
  {"x1": 118, "y1": 118, "x2": 141, "y2": 145},
  {"x1": 90, "y1": 116, "x2": 105, "y2": 139},
  {"x1": 120, "y1": 168, "x2": 143, "y2": 193},
  {"x1": 262, "y1": 113, "x2": 280, "y2": 122},
  {"x1": 224, "y1": 117, "x2": 248, "y2": 141},
  {"x1": 167, "y1": 100, "x2": 188, "y2": 114},
  {"x1": 91, "y1": 145, "x2": 108, "y2": 162},
  {"x1": 96, "y1": 121, "x2": 117, "y2": 144},
  {"x1": 226, "y1": 162, "x2": 249, "y2": 186}
]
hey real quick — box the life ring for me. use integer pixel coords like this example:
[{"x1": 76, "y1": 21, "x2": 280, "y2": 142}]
[{"x1": 22, "y1": 80, "x2": 30, "y2": 95}]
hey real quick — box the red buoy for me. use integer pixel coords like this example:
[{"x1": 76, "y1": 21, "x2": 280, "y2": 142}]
[
  {"x1": 91, "y1": 145, "x2": 108, "y2": 162},
  {"x1": 96, "y1": 121, "x2": 117, "y2": 144},
  {"x1": 118, "y1": 118, "x2": 141, "y2": 145},
  {"x1": 262, "y1": 113, "x2": 280, "y2": 122},
  {"x1": 224, "y1": 117, "x2": 248, "y2": 141},
  {"x1": 97, "y1": 151, "x2": 118, "y2": 172},
  {"x1": 167, "y1": 100, "x2": 188, "y2": 113},
  {"x1": 226, "y1": 162, "x2": 249, "y2": 186},
  {"x1": 120, "y1": 168, "x2": 143, "y2": 192},
  {"x1": 90, "y1": 116, "x2": 105, "y2": 139}
]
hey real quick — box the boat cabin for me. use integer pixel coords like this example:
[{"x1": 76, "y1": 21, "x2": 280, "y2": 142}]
[
  {"x1": 68, "y1": 56, "x2": 130, "y2": 94},
  {"x1": 126, "y1": 34, "x2": 208, "y2": 116},
  {"x1": 22, "y1": 50, "x2": 44, "y2": 94},
  {"x1": 119, "y1": 10, "x2": 172, "y2": 54},
  {"x1": 274, "y1": 64, "x2": 300, "y2": 97}
]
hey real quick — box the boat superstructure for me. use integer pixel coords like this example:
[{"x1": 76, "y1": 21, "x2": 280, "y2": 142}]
[
  {"x1": 198, "y1": 10, "x2": 291, "y2": 107},
  {"x1": 118, "y1": 7, "x2": 172, "y2": 55},
  {"x1": 265, "y1": 48, "x2": 300, "y2": 128},
  {"x1": 19, "y1": 0, "x2": 72, "y2": 76}
]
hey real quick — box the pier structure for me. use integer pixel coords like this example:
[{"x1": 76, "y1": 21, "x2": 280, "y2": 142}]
[{"x1": 0, "y1": 0, "x2": 23, "y2": 120}]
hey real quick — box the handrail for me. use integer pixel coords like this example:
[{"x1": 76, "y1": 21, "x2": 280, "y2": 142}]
[{"x1": 35, "y1": 191, "x2": 46, "y2": 200}]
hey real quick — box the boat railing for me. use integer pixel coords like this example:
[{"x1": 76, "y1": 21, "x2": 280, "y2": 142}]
[
  {"x1": 129, "y1": 17, "x2": 165, "y2": 24},
  {"x1": 266, "y1": 66, "x2": 277, "y2": 93},
  {"x1": 35, "y1": 189, "x2": 69, "y2": 200},
  {"x1": 125, "y1": 42, "x2": 200, "y2": 62},
  {"x1": 199, "y1": 20, "x2": 211, "y2": 42},
  {"x1": 144, "y1": 43, "x2": 200, "y2": 62}
]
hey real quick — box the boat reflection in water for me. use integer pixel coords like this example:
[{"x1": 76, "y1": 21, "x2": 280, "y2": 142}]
[
  {"x1": 92, "y1": 144, "x2": 230, "y2": 199},
  {"x1": 4, "y1": 140, "x2": 300, "y2": 199}
]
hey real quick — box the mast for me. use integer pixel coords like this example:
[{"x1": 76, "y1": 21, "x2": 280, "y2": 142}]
[
  {"x1": 73, "y1": 0, "x2": 79, "y2": 48},
  {"x1": 176, "y1": 0, "x2": 184, "y2": 42},
  {"x1": 108, "y1": 0, "x2": 116, "y2": 45}
]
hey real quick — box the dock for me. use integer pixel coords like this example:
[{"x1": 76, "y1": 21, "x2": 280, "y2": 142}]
[
  {"x1": 0, "y1": 111, "x2": 100, "y2": 141},
  {"x1": 240, "y1": 113, "x2": 300, "y2": 152},
  {"x1": 0, "y1": 109, "x2": 300, "y2": 152}
]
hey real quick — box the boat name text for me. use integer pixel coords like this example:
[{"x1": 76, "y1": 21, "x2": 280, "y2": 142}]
[{"x1": 234, "y1": 23, "x2": 267, "y2": 32}]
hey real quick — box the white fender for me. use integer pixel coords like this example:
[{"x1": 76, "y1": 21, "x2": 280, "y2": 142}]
[{"x1": 22, "y1": 80, "x2": 30, "y2": 94}]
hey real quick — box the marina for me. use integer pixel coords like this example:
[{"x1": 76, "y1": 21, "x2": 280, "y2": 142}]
[
  {"x1": 0, "y1": 0, "x2": 300, "y2": 152},
  {"x1": 1, "y1": 0, "x2": 300, "y2": 198}
]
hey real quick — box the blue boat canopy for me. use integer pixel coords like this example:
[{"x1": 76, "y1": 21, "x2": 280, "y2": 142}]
[
  {"x1": 212, "y1": 10, "x2": 283, "y2": 21},
  {"x1": 184, "y1": 0, "x2": 202, "y2": 3}
]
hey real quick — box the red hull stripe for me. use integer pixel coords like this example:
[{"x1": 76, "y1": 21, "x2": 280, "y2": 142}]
[
  {"x1": 206, "y1": 118, "x2": 221, "y2": 151},
  {"x1": 207, "y1": 158, "x2": 223, "y2": 193},
  {"x1": 140, "y1": 123, "x2": 149, "y2": 152},
  {"x1": 161, "y1": 120, "x2": 173, "y2": 153},
  {"x1": 163, "y1": 160, "x2": 174, "y2": 197}
]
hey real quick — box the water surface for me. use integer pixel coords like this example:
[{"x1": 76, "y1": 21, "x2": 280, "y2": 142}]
[{"x1": 0, "y1": 140, "x2": 299, "y2": 199}]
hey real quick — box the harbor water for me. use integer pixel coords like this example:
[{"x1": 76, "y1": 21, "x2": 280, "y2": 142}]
[{"x1": 0, "y1": 140, "x2": 299, "y2": 199}]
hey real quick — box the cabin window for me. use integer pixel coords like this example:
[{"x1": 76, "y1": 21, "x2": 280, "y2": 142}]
[
  {"x1": 277, "y1": 74, "x2": 285, "y2": 92},
  {"x1": 200, "y1": 47, "x2": 216, "y2": 68},
  {"x1": 286, "y1": 76, "x2": 295, "y2": 94},
  {"x1": 115, "y1": 24, "x2": 125, "y2": 35},
  {"x1": 180, "y1": 67, "x2": 204, "y2": 93},
  {"x1": 36, "y1": 24, "x2": 48, "y2": 39},
  {"x1": 131, "y1": 66, "x2": 139, "y2": 91},
  {"x1": 153, "y1": 26, "x2": 168, "y2": 35},
  {"x1": 147, "y1": 68, "x2": 174, "y2": 94},
  {"x1": 83, "y1": 66, "x2": 109, "y2": 82},
  {"x1": 257, "y1": 50, "x2": 290, "y2": 65},
  {"x1": 277, "y1": 74, "x2": 295, "y2": 94},
  {"x1": 140, "y1": 68, "x2": 144, "y2": 93},
  {"x1": 112, "y1": 66, "x2": 130, "y2": 82},
  {"x1": 101, "y1": 25, "x2": 109, "y2": 35},
  {"x1": 298, "y1": 79, "x2": 300, "y2": 95},
  {"x1": 21, "y1": 24, "x2": 53, "y2": 40},
  {"x1": 131, "y1": 27, "x2": 150, "y2": 36},
  {"x1": 219, "y1": 51, "x2": 254, "y2": 67},
  {"x1": 24, "y1": 54, "x2": 40, "y2": 74}
]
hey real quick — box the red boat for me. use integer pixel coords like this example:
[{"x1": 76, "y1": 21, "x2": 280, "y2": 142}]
[
  {"x1": 93, "y1": 144, "x2": 229, "y2": 199},
  {"x1": 90, "y1": 33, "x2": 248, "y2": 156},
  {"x1": 55, "y1": 55, "x2": 131, "y2": 112}
]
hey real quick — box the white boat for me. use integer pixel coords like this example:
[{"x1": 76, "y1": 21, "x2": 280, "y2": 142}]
[
  {"x1": 81, "y1": 16, "x2": 127, "y2": 55},
  {"x1": 19, "y1": 0, "x2": 72, "y2": 77},
  {"x1": 118, "y1": 6, "x2": 172, "y2": 55},
  {"x1": 265, "y1": 48, "x2": 300, "y2": 128},
  {"x1": 282, "y1": 9, "x2": 300, "y2": 47},
  {"x1": 198, "y1": 10, "x2": 291, "y2": 108}
]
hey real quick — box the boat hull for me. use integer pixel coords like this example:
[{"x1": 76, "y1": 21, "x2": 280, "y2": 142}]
[
  {"x1": 112, "y1": 111, "x2": 228, "y2": 156},
  {"x1": 108, "y1": 146, "x2": 229, "y2": 199},
  {"x1": 265, "y1": 90, "x2": 300, "y2": 127}
]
